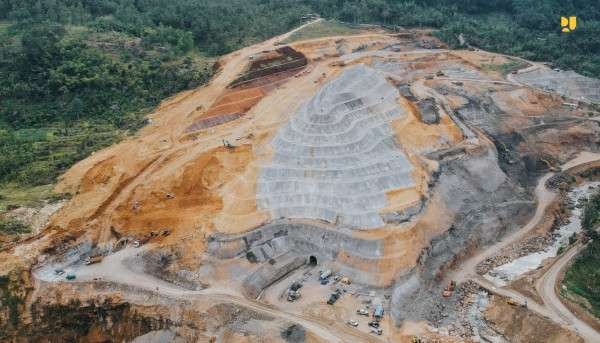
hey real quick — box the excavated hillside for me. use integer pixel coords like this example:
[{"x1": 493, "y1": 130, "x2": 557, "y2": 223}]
[{"x1": 2, "y1": 21, "x2": 600, "y2": 342}]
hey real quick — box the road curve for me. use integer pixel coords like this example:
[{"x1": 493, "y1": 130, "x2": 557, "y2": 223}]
[
  {"x1": 34, "y1": 244, "x2": 379, "y2": 343},
  {"x1": 447, "y1": 172, "x2": 556, "y2": 284},
  {"x1": 447, "y1": 152, "x2": 600, "y2": 342},
  {"x1": 536, "y1": 243, "x2": 600, "y2": 342}
]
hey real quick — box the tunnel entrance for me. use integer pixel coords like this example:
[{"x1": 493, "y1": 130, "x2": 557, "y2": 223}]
[{"x1": 308, "y1": 255, "x2": 317, "y2": 266}]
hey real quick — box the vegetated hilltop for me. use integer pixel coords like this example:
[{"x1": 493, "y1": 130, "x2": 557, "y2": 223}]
[
  {"x1": 0, "y1": 0, "x2": 308, "y2": 211},
  {"x1": 563, "y1": 190, "x2": 600, "y2": 318}
]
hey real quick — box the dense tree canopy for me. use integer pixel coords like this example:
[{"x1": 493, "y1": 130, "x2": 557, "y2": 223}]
[{"x1": 1, "y1": 0, "x2": 600, "y2": 189}]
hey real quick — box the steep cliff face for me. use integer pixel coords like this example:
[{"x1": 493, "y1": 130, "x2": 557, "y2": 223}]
[{"x1": 0, "y1": 262, "x2": 167, "y2": 342}]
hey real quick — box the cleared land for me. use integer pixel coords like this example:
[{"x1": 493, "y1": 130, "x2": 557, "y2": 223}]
[
  {"x1": 282, "y1": 19, "x2": 362, "y2": 44},
  {"x1": 4, "y1": 20, "x2": 600, "y2": 343}
]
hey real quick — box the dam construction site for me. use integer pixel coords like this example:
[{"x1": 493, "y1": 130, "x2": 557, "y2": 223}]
[{"x1": 3, "y1": 19, "x2": 600, "y2": 343}]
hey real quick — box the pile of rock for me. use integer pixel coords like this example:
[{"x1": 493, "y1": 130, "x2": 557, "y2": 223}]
[
  {"x1": 476, "y1": 234, "x2": 552, "y2": 275},
  {"x1": 545, "y1": 173, "x2": 574, "y2": 190},
  {"x1": 451, "y1": 281, "x2": 484, "y2": 339}
]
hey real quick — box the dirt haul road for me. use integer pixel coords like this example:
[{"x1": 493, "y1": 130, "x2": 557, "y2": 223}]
[
  {"x1": 35, "y1": 246, "x2": 380, "y2": 343},
  {"x1": 536, "y1": 243, "x2": 600, "y2": 342},
  {"x1": 448, "y1": 152, "x2": 600, "y2": 342}
]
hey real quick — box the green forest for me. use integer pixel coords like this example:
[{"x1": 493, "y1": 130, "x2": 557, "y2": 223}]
[
  {"x1": 1, "y1": 0, "x2": 600, "y2": 207},
  {"x1": 563, "y1": 191, "x2": 600, "y2": 318}
]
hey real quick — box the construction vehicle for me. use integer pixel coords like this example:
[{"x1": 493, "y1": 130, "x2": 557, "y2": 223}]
[
  {"x1": 319, "y1": 269, "x2": 332, "y2": 281},
  {"x1": 133, "y1": 236, "x2": 151, "y2": 248},
  {"x1": 222, "y1": 139, "x2": 235, "y2": 149},
  {"x1": 370, "y1": 327, "x2": 383, "y2": 335},
  {"x1": 506, "y1": 298, "x2": 520, "y2": 306},
  {"x1": 287, "y1": 289, "x2": 301, "y2": 302},
  {"x1": 356, "y1": 308, "x2": 369, "y2": 316},
  {"x1": 442, "y1": 280, "x2": 456, "y2": 297},
  {"x1": 448, "y1": 280, "x2": 456, "y2": 291},
  {"x1": 373, "y1": 304, "x2": 384, "y2": 319},
  {"x1": 327, "y1": 290, "x2": 341, "y2": 305},
  {"x1": 84, "y1": 255, "x2": 103, "y2": 265}
]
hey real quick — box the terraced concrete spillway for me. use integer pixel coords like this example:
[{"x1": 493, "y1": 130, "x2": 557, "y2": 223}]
[{"x1": 257, "y1": 65, "x2": 415, "y2": 229}]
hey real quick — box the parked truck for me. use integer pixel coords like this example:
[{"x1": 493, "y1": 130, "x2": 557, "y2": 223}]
[
  {"x1": 84, "y1": 255, "x2": 103, "y2": 265},
  {"x1": 319, "y1": 269, "x2": 332, "y2": 281}
]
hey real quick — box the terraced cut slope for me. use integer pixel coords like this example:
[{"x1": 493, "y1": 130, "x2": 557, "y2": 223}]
[
  {"x1": 7, "y1": 21, "x2": 600, "y2": 343},
  {"x1": 257, "y1": 65, "x2": 415, "y2": 228},
  {"x1": 514, "y1": 68, "x2": 600, "y2": 103}
]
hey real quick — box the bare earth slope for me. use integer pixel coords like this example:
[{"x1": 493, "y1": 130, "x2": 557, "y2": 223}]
[{"x1": 3, "y1": 21, "x2": 600, "y2": 342}]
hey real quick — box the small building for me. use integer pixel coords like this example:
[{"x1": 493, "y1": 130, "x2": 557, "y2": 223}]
[{"x1": 373, "y1": 304, "x2": 384, "y2": 318}]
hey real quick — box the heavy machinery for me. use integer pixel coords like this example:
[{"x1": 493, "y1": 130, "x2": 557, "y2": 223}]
[
  {"x1": 373, "y1": 304, "x2": 384, "y2": 319},
  {"x1": 84, "y1": 255, "x2": 103, "y2": 265},
  {"x1": 327, "y1": 290, "x2": 342, "y2": 305},
  {"x1": 356, "y1": 308, "x2": 369, "y2": 316},
  {"x1": 370, "y1": 326, "x2": 382, "y2": 335},
  {"x1": 319, "y1": 269, "x2": 332, "y2": 281},
  {"x1": 287, "y1": 289, "x2": 301, "y2": 302},
  {"x1": 222, "y1": 139, "x2": 235, "y2": 149},
  {"x1": 442, "y1": 280, "x2": 456, "y2": 297},
  {"x1": 347, "y1": 319, "x2": 358, "y2": 327}
]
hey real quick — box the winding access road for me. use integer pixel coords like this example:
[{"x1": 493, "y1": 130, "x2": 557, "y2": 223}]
[
  {"x1": 536, "y1": 242, "x2": 600, "y2": 342},
  {"x1": 35, "y1": 245, "x2": 380, "y2": 343},
  {"x1": 447, "y1": 152, "x2": 600, "y2": 342}
]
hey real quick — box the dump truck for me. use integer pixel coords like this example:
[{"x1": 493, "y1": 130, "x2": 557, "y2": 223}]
[
  {"x1": 368, "y1": 320, "x2": 380, "y2": 328},
  {"x1": 319, "y1": 269, "x2": 332, "y2": 281},
  {"x1": 327, "y1": 290, "x2": 341, "y2": 305},
  {"x1": 356, "y1": 308, "x2": 369, "y2": 316},
  {"x1": 506, "y1": 298, "x2": 520, "y2": 306},
  {"x1": 373, "y1": 304, "x2": 384, "y2": 319},
  {"x1": 133, "y1": 236, "x2": 151, "y2": 248},
  {"x1": 370, "y1": 327, "x2": 383, "y2": 335},
  {"x1": 442, "y1": 280, "x2": 456, "y2": 297},
  {"x1": 287, "y1": 289, "x2": 301, "y2": 302},
  {"x1": 347, "y1": 319, "x2": 358, "y2": 327},
  {"x1": 222, "y1": 139, "x2": 235, "y2": 149},
  {"x1": 84, "y1": 255, "x2": 103, "y2": 265}
]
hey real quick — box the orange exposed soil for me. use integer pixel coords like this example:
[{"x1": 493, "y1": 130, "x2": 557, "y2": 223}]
[
  {"x1": 111, "y1": 145, "x2": 253, "y2": 240},
  {"x1": 184, "y1": 49, "x2": 307, "y2": 134},
  {"x1": 5, "y1": 20, "x2": 600, "y2": 343}
]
